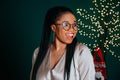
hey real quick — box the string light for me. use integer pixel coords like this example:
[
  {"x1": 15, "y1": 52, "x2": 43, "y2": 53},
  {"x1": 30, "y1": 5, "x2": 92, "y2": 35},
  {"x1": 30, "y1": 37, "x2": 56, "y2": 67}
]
[{"x1": 76, "y1": 0, "x2": 120, "y2": 61}]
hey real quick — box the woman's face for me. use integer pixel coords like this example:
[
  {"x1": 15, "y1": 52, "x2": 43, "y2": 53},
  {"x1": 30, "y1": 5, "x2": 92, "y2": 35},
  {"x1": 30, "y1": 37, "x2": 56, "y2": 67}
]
[{"x1": 51, "y1": 12, "x2": 78, "y2": 44}]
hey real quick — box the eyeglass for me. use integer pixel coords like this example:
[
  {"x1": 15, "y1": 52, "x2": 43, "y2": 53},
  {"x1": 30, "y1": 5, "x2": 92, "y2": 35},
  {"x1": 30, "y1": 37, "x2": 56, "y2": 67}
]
[{"x1": 55, "y1": 21, "x2": 78, "y2": 31}]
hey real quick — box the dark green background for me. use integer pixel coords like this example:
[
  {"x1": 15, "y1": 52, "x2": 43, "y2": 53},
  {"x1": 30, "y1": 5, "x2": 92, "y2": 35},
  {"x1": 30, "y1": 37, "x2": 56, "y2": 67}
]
[{"x1": 1, "y1": 0, "x2": 120, "y2": 80}]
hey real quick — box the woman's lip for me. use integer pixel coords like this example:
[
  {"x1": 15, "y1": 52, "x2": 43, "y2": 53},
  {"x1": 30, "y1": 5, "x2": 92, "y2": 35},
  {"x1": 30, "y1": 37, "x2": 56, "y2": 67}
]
[{"x1": 65, "y1": 33, "x2": 75, "y2": 39}]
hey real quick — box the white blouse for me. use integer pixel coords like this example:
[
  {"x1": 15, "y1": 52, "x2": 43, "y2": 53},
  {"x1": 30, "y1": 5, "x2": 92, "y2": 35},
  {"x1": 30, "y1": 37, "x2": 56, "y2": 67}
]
[{"x1": 30, "y1": 43, "x2": 95, "y2": 80}]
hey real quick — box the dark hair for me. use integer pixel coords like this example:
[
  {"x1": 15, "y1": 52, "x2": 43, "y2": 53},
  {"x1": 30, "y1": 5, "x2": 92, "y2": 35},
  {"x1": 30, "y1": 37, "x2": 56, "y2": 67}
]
[{"x1": 31, "y1": 6, "x2": 77, "y2": 80}]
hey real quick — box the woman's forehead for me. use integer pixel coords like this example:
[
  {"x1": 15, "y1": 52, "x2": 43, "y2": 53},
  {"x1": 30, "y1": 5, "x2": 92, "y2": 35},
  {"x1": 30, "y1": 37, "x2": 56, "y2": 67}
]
[{"x1": 56, "y1": 13, "x2": 76, "y2": 23}]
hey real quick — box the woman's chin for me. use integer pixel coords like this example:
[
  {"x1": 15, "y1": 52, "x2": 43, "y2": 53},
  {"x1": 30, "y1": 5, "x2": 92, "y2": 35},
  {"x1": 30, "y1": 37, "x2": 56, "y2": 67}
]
[{"x1": 65, "y1": 40, "x2": 73, "y2": 44}]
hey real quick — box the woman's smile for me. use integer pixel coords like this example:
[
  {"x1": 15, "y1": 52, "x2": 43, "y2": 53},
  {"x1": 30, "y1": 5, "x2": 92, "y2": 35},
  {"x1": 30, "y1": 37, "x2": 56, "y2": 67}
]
[{"x1": 65, "y1": 33, "x2": 75, "y2": 40}]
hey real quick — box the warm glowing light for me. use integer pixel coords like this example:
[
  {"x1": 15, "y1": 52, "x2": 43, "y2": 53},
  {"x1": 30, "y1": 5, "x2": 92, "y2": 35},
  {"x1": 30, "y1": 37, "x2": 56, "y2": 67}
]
[{"x1": 77, "y1": 0, "x2": 120, "y2": 61}]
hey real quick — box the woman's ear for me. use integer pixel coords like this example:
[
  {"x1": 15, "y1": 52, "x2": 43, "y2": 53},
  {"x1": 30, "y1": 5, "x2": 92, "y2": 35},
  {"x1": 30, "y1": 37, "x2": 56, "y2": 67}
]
[{"x1": 51, "y1": 24, "x2": 56, "y2": 32}]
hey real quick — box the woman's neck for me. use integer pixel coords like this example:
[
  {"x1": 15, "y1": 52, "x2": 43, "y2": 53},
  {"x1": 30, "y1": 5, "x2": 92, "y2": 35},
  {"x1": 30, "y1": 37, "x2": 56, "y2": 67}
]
[
  {"x1": 51, "y1": 40, "x2": 67, "y2": 51},
  {"x1": 50, "y1": 39, "x2": 67, "y2": 69}
]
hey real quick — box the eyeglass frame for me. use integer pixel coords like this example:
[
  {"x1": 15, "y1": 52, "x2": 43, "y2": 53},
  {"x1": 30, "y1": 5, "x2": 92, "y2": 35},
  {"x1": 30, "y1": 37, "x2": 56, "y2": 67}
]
[{"x1": 54, "y1": 21, "x2": 78, "y2": 31}]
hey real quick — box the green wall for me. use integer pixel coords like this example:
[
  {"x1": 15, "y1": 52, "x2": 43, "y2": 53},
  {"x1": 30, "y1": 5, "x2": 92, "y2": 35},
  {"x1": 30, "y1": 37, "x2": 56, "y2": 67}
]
[{"x1": 1, "y1": 0, "x2": 120, "y2": 80}]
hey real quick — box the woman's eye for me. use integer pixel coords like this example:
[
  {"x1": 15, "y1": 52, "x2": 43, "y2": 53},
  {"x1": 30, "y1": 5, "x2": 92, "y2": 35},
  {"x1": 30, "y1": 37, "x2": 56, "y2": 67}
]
[{"x1": 62, "y1": 22, "x2": 68, "y2": 27}]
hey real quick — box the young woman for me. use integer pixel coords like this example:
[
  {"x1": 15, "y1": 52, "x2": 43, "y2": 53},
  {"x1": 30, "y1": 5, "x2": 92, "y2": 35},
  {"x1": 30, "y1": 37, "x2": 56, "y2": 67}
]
[{"x1": 30, "y1": 6, "x2": 95, "y2": 80}]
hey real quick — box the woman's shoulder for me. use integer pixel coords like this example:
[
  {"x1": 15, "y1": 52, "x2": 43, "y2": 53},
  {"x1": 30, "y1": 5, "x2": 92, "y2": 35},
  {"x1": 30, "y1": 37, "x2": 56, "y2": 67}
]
[
  {"x1": 75, "y1": 42, "x2": 90, "y2": 51},
  {"x1": 33, "y1": 47, "x2": 39, "y2": 56},
  {"x1": 32, "y1": 47, "x2": 39, "y2": 64},
  {"x1": 74, "y1": 42, "x2": 93, "y2": 63},
  {"x1": 74, "y1": 42, "x2": 92, "y2": 57}
]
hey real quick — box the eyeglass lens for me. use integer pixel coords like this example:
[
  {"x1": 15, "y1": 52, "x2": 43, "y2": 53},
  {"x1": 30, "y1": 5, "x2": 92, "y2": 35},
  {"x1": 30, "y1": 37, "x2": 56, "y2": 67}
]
[{"x1": 62, "y1": 21, "x2": 78, "y2": 31}]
